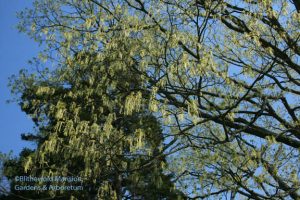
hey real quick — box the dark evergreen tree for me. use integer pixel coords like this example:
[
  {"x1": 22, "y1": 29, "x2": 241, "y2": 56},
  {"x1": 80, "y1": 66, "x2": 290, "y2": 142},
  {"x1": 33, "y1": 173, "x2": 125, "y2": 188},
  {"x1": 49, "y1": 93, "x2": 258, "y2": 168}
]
[{"x1": 2, "y1": 52, "x2": 186, "y2": 199}]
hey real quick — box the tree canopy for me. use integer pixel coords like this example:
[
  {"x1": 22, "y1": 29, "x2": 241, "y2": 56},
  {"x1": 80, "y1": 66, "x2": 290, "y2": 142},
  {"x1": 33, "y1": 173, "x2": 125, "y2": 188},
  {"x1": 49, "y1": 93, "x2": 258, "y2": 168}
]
[{"x1": 1, "y1": 0, "x2": 300, "y2": 199}]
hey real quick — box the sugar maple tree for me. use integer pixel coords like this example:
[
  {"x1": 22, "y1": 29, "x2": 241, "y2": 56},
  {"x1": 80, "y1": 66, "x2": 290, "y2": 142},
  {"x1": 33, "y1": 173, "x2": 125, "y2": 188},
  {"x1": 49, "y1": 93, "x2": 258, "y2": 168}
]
[{"x1": 3, "y1": 0, "x2": 300, "y2": 199}]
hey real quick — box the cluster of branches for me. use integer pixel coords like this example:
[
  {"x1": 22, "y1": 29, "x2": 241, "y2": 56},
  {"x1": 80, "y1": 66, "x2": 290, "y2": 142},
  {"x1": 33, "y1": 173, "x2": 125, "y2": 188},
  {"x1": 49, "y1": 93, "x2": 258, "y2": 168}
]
[{"x1": 1, "y1": 0, "x2": 300, "y2": 199}]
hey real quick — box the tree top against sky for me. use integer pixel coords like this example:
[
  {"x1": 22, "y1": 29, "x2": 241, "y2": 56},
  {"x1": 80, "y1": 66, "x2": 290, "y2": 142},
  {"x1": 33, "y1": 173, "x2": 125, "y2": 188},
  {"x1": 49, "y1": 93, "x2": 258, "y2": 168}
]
[{"x1": 2, "y1": 0, "x2": 300, "y2": 199}]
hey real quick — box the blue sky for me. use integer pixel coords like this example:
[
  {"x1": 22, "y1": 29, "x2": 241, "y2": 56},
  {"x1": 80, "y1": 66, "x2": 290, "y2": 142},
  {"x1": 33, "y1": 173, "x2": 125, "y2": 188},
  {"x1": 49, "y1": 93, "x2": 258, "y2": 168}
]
[{"x1": 0, "y1": 0, "x2": 39, "y2": 155}]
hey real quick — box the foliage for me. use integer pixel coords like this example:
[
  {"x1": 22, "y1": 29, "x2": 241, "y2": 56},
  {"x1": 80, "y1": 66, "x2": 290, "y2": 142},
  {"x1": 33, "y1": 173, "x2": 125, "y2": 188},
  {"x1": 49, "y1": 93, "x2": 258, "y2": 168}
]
[
  {"x1": 5, "y1": 0, "x2": 300, "y2": 199},
  {"x1": 4, "y1": 52, "x2": 184, "y2": 199}
]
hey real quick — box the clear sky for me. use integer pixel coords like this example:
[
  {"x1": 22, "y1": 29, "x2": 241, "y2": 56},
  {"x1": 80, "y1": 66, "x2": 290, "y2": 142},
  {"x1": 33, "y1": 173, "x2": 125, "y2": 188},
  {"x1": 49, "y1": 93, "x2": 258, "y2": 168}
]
[{"x1": 0, "y1": 0, "x2": 40, "y2": 155}]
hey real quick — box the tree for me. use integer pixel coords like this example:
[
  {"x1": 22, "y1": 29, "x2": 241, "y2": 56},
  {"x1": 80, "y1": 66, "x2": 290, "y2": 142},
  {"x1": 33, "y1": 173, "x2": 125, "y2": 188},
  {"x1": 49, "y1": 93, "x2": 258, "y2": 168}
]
[
  {"x1": 4, "y1": 51, "x2": 185, "y2": 199},
  {"x1": 7, "y1": 0, "x2": 300, "y2": 199}
]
